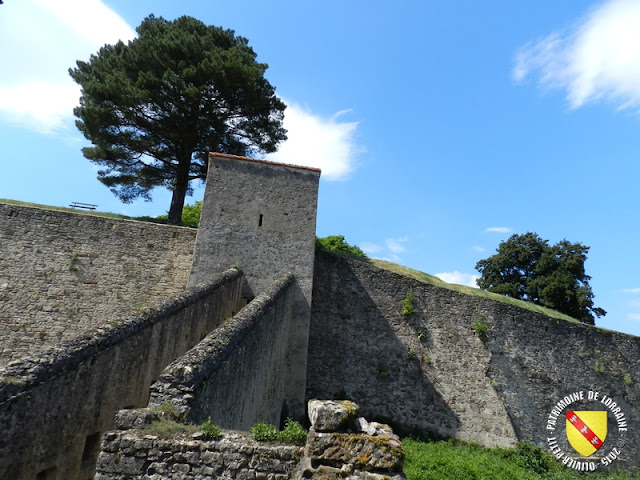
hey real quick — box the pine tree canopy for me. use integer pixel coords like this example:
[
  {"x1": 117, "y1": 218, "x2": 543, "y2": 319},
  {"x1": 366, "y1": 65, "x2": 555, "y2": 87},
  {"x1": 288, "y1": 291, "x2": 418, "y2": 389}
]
[
  {"x1": 69, "y1": 14, "x2": 287, "y2": 224},
  {"x1": 475, "y1": 232, "x2": 606, "y2": 325}
]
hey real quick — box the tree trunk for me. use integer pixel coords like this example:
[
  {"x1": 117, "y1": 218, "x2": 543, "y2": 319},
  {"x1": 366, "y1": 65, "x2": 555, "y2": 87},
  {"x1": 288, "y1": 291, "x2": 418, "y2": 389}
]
[{"x1": 167, "y1": 153, "x2": 192, "y2": 225}]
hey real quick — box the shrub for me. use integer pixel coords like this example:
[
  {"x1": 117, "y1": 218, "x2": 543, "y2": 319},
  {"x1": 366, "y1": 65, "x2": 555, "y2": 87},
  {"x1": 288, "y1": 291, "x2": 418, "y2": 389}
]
[
  {"x1": 156, "y1": 200, "x2": 202, "y2": 227},
  {"x1": 250, "y1": 419, "x2": 308, "y2": 444},
  {"x1": 251, "y1": 422, "x2": 278, "y2": 442},
  {"x1": 278, "y1": 418, "x2": 307, "y2": 445},
  {"x1": 315, "y1": 235, "x2": 367, "y2": 258},
  {"x1": 474, "y1": 318, "x2": 489, "y2": 340},
  {"x1": 402, "y1": 289, "x2": 417, "y2": 316},
  {"x1": 200, "y1": 418, "x2": 221, "y2": 440}
]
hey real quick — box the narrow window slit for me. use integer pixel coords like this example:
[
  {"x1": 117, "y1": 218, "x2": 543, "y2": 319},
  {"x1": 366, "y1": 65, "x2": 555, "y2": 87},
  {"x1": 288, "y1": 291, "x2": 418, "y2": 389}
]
[{"x1": 258, "y1": 214, "x2": 263, "y2": 227}]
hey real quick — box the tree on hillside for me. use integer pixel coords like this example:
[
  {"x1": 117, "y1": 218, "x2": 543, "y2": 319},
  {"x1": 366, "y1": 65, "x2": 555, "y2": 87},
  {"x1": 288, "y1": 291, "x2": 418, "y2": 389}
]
[
  {"x1": 475, "y1": 232, "x2": 606, "y2": 325},
  {"x1": 70, "y1": 15, "x2": 286, "y2": 224}
]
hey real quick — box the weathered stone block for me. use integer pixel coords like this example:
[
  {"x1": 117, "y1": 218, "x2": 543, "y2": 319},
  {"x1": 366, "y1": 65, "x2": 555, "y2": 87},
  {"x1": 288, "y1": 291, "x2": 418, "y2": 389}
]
[
  {"x1": 308, "y1": 399, "x2": 359, "y2": 432},
  {"x1": 305, "y1": 430, "x2": 404, "y2": 471}
]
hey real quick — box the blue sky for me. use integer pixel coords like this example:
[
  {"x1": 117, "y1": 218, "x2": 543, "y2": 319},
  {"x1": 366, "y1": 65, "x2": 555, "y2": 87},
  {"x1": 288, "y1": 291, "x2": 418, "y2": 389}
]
[{"x1": 2, "y1": 0, "x2": 640, "y2": 336}]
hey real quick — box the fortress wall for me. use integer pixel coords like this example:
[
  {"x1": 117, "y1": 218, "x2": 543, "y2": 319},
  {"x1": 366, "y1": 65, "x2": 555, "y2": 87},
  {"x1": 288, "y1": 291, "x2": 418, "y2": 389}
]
[
  {"x1": 0, "y1": 203, "x2": 197, "y2": 366},
  {"x1": 308, "y1": 250, "x2": 640, "y2": 468},
  {"x1": 149, "y1": 273, "x2": 295, "y2": 431},
  {"x1": 0, "y1": 269, "x2": 243, "y2": 480},
  {"x1": 95, "y1": 410, "x2": 303, "y2": 480},
  {"x1": 189, "y1": 153, "x2": 320, "y2": 420}
]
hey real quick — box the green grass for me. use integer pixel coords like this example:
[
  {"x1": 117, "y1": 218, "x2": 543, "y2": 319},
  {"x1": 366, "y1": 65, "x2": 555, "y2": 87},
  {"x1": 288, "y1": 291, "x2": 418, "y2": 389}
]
[
  {"x1": 403, "y1": 438, "x2": 636, "y2": 480},
  {"x1": 368, "y1": 258, "x2": 579, "y2": 324},
  {"x1": 0, "y1": 198, "x2": 169, "y2": 225}
]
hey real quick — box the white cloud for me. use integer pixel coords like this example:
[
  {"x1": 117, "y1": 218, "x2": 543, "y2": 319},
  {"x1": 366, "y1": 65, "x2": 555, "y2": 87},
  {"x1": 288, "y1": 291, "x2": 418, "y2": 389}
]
[
  {"x1": 622, "y1": 287, "x2": 640, "y2": 294},
  {"x1": 266, "y1": 101, "x2": 362, "y2": 180},
  {"x1": 627, "y1": 313, "x2": 640, "y2": 321},
  {"x1": 484, "y1": 227, "x2": 513, "y2": 233},
  {"x1": 386, "y1": 236, "x2": 408, "y2": 254},
  {"x1": 472, "y1": 245, "x2": 486, "y2": 253},
  {"x1": 360, "y1": 242, "x2": 383, "y2": 255},
  {"x1": 514, "y1": 0, "x2": 640, "y2": 110},
  {"x1": 0, "y1": 0, "x2": 136, "y2": 134},
  {"x1": 360, "y1": 236, "x2": 408, "y2": 263},
  {"x1": 435, "y1": 271, "x2": 479, "y2": 288}
]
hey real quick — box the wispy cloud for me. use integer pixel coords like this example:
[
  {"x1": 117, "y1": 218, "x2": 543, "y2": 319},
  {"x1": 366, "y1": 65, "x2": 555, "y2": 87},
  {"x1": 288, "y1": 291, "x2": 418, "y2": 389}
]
[
  {"x1": 0, "y1": 0, "x2": 136, "y2": 134},
  {"x1": 435, "y1": 271, "x2": 479, "y2": 288},
  {"x1": 514, "y1": 0, "x2": 640, "y2": 110},
  {"x1": 484, "y1": 227, "x2": 513, "y2": 233},
  {"x1": 622, "y1": 287, "x2": 640, "y2": 294},
  {"x1": 266, "y1": 101, "x2": 362, "y2": 180},
  {"x1": 360, "y1": 242, "x2": 383, "y2": 255},
  {"x1": 386, "y1": 236, "x2": 409, "y2": 254},
  {"x1": 472, "y1": 245, "x2": 486, "y2": 253},
  {"x1": 361, "y1": 236, "x2": 409, "y2": 263},
  {"x1": 627, "y1": 313, "x2": 640, "y2": 322}
]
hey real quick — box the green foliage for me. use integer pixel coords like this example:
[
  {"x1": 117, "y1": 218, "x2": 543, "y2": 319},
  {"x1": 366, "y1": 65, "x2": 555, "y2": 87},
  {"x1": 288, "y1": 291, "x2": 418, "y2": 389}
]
[
  {"x1": 402, "y1": 289, "x2": 417, "y2": 316},
  {"x1": 403, "y1": 438, "x2": 635, "y2": 480},
  {"x1": 157, "y1": 200, "x2": 202, "y2": 227},
  {"x1": 250, "y1": 422, "x2": 279, "y2": 442},
  {"x1": 474, "y1": 317, "x2": 489, "y2": 340},
  {"x1": 476, "y1": 232, "x2": 606, "y2": 325},
  {"x1": 180, "y1": 201, "x2": 202, "y2": 227},
  {"x1": 200, "y1": 418, "x2": 222, "y2": 440},
  {"x1": 250, "y1": 420, "x2": 307, "y2": 444},
  {"x1": 277, "y1": 418, "x2": 308, "y2": 445},
  {"x1": 69, "y1": 15, "x2": 286, "y2": 224},
  {"x1": 315, "y1": 235, "x2": 367, "y2": 258}
]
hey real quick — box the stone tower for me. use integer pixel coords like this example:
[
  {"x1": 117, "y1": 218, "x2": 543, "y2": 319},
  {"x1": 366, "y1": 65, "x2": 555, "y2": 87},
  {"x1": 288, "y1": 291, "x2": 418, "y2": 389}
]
[{"x1": 189, "y1": 152, "x2": 321, "y2": 419}]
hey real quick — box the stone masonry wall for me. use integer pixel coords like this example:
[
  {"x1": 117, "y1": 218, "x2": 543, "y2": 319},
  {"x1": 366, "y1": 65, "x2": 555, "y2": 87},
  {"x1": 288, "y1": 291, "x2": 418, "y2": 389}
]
[
  {"x1": 149, "y1": 273, "x2": 295, "y2": 431},
  {"x1": 189, "y1": 154, "x2": 320, "y2": 421},
  {"x1": 307, "y1": 250, "x2": 640, "y2": 470},
  {"x1": 0, "y1": 269, "x2": 243, "y2": 480},
  {"x1": 95, "y1": 409, "x2": 303, "y2": 480},
  {"x1": 0, "y1": 203, "x2": 197, "y2": 365}
]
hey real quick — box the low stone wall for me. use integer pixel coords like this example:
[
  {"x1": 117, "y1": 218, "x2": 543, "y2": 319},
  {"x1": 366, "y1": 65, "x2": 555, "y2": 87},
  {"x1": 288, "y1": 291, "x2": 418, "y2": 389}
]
[
  {"x1": 0, "y1": 269, "x2": 243, "y2": 480},
  {"x1": 0, "y1": 203, "x2": 197, "y2": 365},
  {"x1": 149, "y1": 273, "x2": 296, "y2": 430},
  {"x1": 308, "y1": 250, "x2": 640, "y2": 470},
  {"x1": 96, "y1": 410, "x2": 302, "y2": 480}
]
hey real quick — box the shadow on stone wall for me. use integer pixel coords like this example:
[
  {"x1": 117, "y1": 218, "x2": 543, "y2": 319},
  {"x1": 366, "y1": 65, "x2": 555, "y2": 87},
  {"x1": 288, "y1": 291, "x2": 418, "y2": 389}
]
[
  {"x1": 307, "y1": 250, "x2": 460, "y2": 439},
  {"x1": 308, "y1": 249, "x2": 640, "y2": 472}
]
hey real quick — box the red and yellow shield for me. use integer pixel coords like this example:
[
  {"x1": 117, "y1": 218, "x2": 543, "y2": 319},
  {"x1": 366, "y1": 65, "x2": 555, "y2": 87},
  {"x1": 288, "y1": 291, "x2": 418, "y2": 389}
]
[{"x1": 566, "y1": 410, "x2": 607, "y2": 456}]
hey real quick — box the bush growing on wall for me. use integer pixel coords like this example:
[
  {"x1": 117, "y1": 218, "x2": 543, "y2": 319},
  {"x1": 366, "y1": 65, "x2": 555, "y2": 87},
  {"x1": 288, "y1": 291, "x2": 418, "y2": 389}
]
[{"x1": 316, "y1": 235, "x2": 367, "y2": 258}]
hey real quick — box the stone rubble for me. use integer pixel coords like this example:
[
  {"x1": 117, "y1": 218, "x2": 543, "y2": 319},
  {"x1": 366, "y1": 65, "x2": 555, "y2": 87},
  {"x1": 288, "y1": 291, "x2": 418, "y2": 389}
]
[{"x1": 297, "y1": 400, "x2": 406, "y2": 480}]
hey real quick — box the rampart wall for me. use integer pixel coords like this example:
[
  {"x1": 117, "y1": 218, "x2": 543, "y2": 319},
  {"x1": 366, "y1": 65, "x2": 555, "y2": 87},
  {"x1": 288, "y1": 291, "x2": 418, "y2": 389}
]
[
  {"x1": 149, "y1": 273, "x2": 296, "y2": 430},
  {"x1": 0, "y1": 269, "x2": 243, "y2": 480},
  {"x1": 308, "y1": 250, "x2": 640, "y2": 470},
  {"x1": 95, "y1": 274, "x2": 302, "y2": 479},
  {"x1": 190, "y1": 154, "x2": 320, "y2": 420},
  {"x1": 0, "y1": 203, "x2": 196, "y2": 365},
  {"x1": 96, "y1": 412, "x2": 303, "y2": 480}
]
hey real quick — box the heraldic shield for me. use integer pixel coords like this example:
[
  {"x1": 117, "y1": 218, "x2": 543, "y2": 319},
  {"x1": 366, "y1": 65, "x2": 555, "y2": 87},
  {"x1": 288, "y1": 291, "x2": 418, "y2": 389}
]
[{"x1": 566, "y1": 410, "x2": 608, "y2": 456}]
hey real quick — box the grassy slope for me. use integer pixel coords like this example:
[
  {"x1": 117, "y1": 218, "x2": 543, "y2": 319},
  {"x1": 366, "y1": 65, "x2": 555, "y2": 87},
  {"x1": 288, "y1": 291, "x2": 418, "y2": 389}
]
[
  {"x1": 403, "y1": 438, "x2": 636, "y2": 480},
  {"x1": 367, "y1": 257, "x2": 580, "y2": 324},
  {"x1": 0, "y1": 198, "x2": 165, "y2": 223}
]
